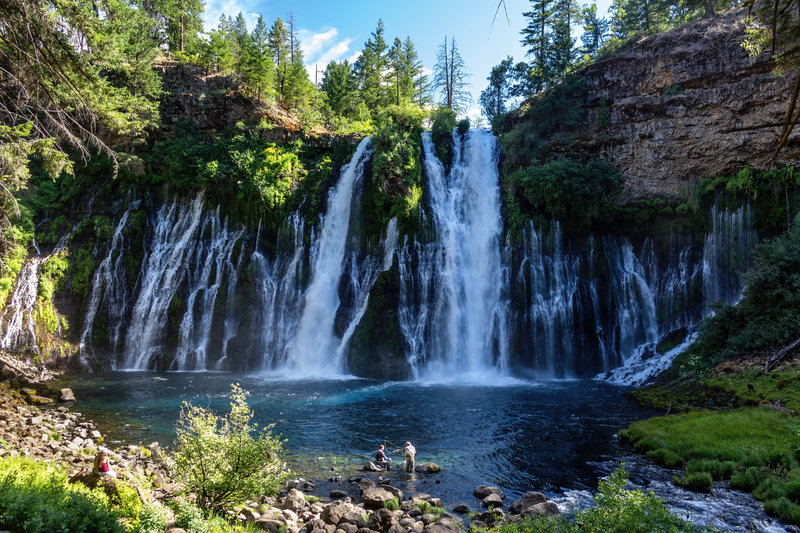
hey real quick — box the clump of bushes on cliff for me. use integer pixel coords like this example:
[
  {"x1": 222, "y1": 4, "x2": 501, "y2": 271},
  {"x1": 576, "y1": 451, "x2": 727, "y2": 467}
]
[
  {"x1": 504, "y1": 158, "x2": 623, "y2": 232},
  {"x1": 620, "y1": 407, "x2": 800, "y2": 524},
  {"x1": 362, "y1": 105, "x2": 426, "y2": 236}
]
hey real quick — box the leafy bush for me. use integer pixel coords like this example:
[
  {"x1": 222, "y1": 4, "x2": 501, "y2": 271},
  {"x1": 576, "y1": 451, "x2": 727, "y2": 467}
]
[
  {"x1": 673, "y1": 472, "x2": 713, "y2": 493},
  {"x1": 684, "y1": 459, "x2": 735, "y2": 481},
  {"x1": 0, "y1": 456, "x2": 122, "y2": 533},
  {"x1": 384, "y1": 497, "x2": 400, "y2": 511},
  {"x1": 430, "y1": 107, "x2": 457, "y2": 167},
  {"x1": 765, "y1": 497, "x2": 800, "y2": 524},
  {"x1": 170, "y1": 383, "x2": 289, "y2": 514},
  {"x1": 646, "y1": 448, "x2": 684, "y2": 468},
  {"x1": 506, "y1": 158, "x2": 622, "y2": 230}
]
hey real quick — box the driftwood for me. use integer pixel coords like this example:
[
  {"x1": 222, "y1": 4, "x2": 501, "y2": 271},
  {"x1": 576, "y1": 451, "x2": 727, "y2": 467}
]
[{"x1": 765, "y1": 335, "x2": 800, "y2": 373}]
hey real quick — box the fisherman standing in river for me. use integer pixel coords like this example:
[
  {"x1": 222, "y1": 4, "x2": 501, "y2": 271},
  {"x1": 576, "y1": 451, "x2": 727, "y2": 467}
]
[{"x1": 393, "y1": 441, "x2": 416, "y2": 473}]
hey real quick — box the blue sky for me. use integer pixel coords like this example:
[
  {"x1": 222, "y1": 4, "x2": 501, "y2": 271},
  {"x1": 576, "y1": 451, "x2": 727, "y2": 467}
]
[{"x1": 202, "y1": 0, "x2": 612, "y2": 119}]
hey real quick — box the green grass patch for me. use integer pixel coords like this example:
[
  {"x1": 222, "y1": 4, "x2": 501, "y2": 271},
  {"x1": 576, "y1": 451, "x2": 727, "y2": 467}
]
[
  {"x1": 684, "y1": 459, "x2": 735, "y2": 481},
  {"x1": 645, "y1": 448, "x2": 684, "y2": 468},
  {"x1": 672, "y1": 472, "x2": 712, "y2": 493}
]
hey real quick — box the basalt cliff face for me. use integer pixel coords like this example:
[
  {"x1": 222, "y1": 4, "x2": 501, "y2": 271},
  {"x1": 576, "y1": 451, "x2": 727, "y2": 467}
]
[{"x1": 513, "y1": 9, "x2": 799, "y2": 204}]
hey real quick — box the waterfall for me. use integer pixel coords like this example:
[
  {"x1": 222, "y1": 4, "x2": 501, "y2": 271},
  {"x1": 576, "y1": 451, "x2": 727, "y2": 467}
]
[
  {"x1": 254, "y1": 214, "x2": 307, "y2": 369},
  {"x1": 286, "y1": 137, "x2": 373, "y2": 376},
  {"x1": 171, "y1": 212, "x2": 243, "y2": 370},
  {"x1": 0, "y1": 223, "x2": 81, "y2": 353},
  {"x1": 703, "y1": 204, "x2": 757, "y2": 308},
  {"x1": 396, "y1": 130, "x2": 508, "y2": 380},
  {"x1": 79, "y1": 209, "x2": 131, "y2": 362}
]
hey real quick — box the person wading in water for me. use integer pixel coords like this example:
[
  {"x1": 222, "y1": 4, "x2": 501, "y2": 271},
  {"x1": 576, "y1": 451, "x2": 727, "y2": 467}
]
[{"x1": 393, "y1": 441, "x2": 416, "y2": 472}]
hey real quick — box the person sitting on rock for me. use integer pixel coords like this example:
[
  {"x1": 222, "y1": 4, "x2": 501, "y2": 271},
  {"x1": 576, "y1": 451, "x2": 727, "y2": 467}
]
[
  {"x1": 374, "y1": 444, "x2": 391, "y2": 470},
  {"x1": 93, "y1": 450, "x2": 117, "y2": 478},
  {"x1": 393, "y1": 441, "x2": 416, "y2": 473}
]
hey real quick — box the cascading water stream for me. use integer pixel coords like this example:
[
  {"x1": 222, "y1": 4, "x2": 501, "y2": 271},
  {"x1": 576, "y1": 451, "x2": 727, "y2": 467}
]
[
  {"x1": 78, "y1": 209, "x2": 132, "y2": 363},
  {"x1": 400, "y1": 130, "x2": 508, "y2": 380},
  {"x1": 287, "y1": 137, "x2": 373, "y2": 376}
]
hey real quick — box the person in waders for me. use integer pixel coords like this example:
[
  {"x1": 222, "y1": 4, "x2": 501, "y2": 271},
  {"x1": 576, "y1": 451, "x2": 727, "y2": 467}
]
[
  {"x1": 374, "y1": 444, "x2": 391, "y2": 470},
  {"x1": 393, "y1": 441, "x2": 416, "y2": 472}
]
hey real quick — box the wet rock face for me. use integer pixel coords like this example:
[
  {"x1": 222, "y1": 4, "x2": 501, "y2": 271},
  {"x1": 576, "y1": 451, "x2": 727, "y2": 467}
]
[{"x1": 580, "y1": 10, "x2": 798, "y2": 203}]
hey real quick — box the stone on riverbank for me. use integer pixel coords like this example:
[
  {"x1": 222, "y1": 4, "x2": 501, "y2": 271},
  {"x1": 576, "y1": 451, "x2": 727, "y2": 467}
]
[
  {"x1": 415, "y1": 462, "x2": 440, "y2": 473},
  {"x1": 481, "y1": 493, "x2": 503, "y2": 508},
  {"x1": 362, "y1": 486, "x2": 396, "y2": 508},
  {"x1": 473, "y1": 484, "x2": 504, "y2": 499},
  {"x1": 60, "y1": 388, "x2": 75, "y2": 401}
]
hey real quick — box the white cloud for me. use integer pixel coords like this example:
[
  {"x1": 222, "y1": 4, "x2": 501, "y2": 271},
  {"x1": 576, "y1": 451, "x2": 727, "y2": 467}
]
[
  {"x1": 300, "y1": 28, "x2": 339, "y2": 61},
  {"x1": 203, "y1": 0, "x2": 259, "y2": 31},
  {"x1": 299, "y1": 28, "x2": 357, "y2": 82}
]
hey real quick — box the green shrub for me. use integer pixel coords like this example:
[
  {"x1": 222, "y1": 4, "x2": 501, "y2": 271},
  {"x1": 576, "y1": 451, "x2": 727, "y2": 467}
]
[
  {"x1": 167, "y1": 496, "x2": 233, "y2": 533},
  {"x1": 430, "y1": 107, "x2": 457, "y2": 167},
  {"x1": 505, "y1": 158, "x2": 622, "y2": 230},
  {"x1": 754, "y1": 477, "x2": 787, "y2": 502},
  {"x1": 673, "y1": 472, "x2": 713, "y2": 493},
  {"x1": 730, "y1": 467, "x2": 769, "y2": 492},
  {"x1": 645, "y1": 448, "x2": 684, "y2": 468},
  {"x1": 0, "y1": 456, "x2": 122, "y2": 533},
  {"x1": 170, "y1": 383, "x2": 289, "y2": 514},
  {"x1": 785, "y1": 479, "x2": 800, "y2": 503},
  {"x1": 764, "y1": 497, "x2": 800, "y2": 525},
  {"x1": 384, "y1": 497, "x2": 400, "y2": 511},
  {"x1": 685, "y1": 459, "x2": 735, "y2": 481}
]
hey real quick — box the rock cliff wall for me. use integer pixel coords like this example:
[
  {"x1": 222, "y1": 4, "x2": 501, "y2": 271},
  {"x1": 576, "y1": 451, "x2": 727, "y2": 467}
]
[{"x1": 525, "y1": 10, "x2": 798, "y2": 204}]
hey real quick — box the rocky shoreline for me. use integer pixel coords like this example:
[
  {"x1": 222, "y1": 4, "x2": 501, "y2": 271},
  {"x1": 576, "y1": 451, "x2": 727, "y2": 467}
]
[{"x1": 0, "y1": 356, "x2": 561, "y2": 533}]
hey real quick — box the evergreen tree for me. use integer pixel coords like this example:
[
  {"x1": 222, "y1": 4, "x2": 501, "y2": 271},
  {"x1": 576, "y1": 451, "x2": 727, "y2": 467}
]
[
  {"x1": 231, "y1": 12, "x2": 251, "y2": 60},
  {"x1": 433, "y1": 36, "x2": 471, "y2": 113},
  {"x1": 520, "y1": 0, "x2": 554, "y2": 92},
  {"x1": 284, "y1": 47, "x2": 315, "y2": 110},
  {"x1": 321, "y1": 60, "x2": 358, "y2": 116},
  {"x1": 268, "y1": 17, "x2": 290, "y2": 101},
  {"x1": 243, "y1": 15, "x2": 275, "y2": 100},
  {"x1": 354, "y1": 19, "x2": 390, "y2": 112},
  {"x1": 156, "y1": 0, "x2": 204, "y2": 53},
  {"x1": 549, "y1": 0, "x2": 578, "y2": 78},
  {"x1": 580, "y1": 3, "x2": 609, "y2": 57},
  {"x1": 480, "y1": 57, "x2": 514, "y2": 123},
  {"x1": 401, "y1": 37, "x2": 427, "y2": 106}
]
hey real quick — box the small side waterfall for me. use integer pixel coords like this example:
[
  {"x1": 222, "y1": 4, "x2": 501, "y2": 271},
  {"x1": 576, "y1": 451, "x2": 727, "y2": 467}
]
[
  {"x1": 287, "y1": 137, "x2": 373, "y2": 376},
  {"x1": 0, "y1": 224, "x2": 80, "y2": 353},
  {"x1": 79, "y1": 209, "x2": 132, "y2": 361}
]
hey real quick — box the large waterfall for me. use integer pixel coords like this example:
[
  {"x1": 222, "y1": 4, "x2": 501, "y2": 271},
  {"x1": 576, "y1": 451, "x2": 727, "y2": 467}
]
[{"x1": 39, "y1": 129, "x2": 758, "y2": 381}]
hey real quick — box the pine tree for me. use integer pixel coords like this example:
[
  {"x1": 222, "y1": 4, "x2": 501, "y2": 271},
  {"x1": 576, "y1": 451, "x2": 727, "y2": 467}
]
[
  {"x1": 480, "y1": 57, "x2": 514, "y2": 123},
  {"x1": 268, "y1": 17, "x2": 290, "y2": 101},
  {"x1": 354, "y1": 19, "x2": 390, "y2": 112},
  {"x1": 433, "y1": 36, "x2": 471, "y2": 113},
  {"x1": 580, "y1": 3, "x2": 609, "y2": 57},
  {"x1": 284, "y1": 46, "x2": 315, "y2": 110},
  {"x1": 321, "y1": 60, "x2": 358, "y2": 116},
  {"x1": 243, "y1": 15, "x2": 275, "y2": 101},
  {"x1": 549, "y1": 0, "x2": 577, "y2": 78},
  {"x1": 155, "y1": 0, "x2": 204, "y2": 53},
  {"x1": 520, "y1": 0, "x2": 554, "y2": 92}
]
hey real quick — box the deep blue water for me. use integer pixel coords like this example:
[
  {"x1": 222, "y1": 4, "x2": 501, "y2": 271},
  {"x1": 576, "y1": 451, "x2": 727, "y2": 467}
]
[{"x1": 53, "y1": 373, "x2": 656, "y2": 506}]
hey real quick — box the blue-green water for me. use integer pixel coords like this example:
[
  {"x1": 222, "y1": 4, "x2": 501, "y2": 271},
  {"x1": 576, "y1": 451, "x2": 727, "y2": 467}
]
[{"x1": 53, "y1": 373, "x2": 655, "y2": 506}]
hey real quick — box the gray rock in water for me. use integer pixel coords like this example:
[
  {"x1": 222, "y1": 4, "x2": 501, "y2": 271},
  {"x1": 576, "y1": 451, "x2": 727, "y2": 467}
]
[
  {"x1": 363, "y1": 461, "x2": 383, "y2": 472},
  {"x1": 60, "y1": 388, "x2": 76, "y2": 402},
  {"x1": 509, "y1": 491, "x2": 547, "y2": 515},
  {"x1": 414, "y1": 462, "x2": 440, "y2": 473},
  {"x1": 473, "y1": 484, "x2": 504, "y2": 499},
  {"x1": 452, "y1": 504, "x2": 470, "y2": 514},
  {"x1": 358, "y1": 478, "x2": 376, "y2": 493},
  {"x1": 521, "y1": 501, "x2": 559, "y2": 517},
  {"x1": 330, "y1": 489, "x2": 348, "y2": 499},
  {"x1": 482, "y1": 493, "x2": 503, "y2": 508}
]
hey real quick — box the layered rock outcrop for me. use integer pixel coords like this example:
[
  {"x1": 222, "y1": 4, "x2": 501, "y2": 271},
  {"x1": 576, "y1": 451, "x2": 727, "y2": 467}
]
[{"x1": 509, "y1": 9, "x2": 799, "y2": 204}]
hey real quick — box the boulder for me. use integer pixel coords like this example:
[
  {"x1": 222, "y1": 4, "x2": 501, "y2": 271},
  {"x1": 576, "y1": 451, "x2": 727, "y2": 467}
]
[
  {"x1": 380, "y1": 484, "x2": 403, "y2": 502},
  {"x1": 520, "y1": 501, "x2": 560, "y2": 517},
  {"x1": 339, "y1": 510, "x2": 368, "y2": 529},
  {"x1": 27, "y1": 395, "x2": 54, "y2": 405},
  {"x1": 363, "y1": 461, "x2": 383, "y2": 472},
  {"x1": 478, "y1": 508, "x2": 504, "y2": 525},
  {"x1": 282, "y1": 489, "x2": 307, "y2": 513},
  {"x1": 358, "y1": 478, "x2": 376, "y2": 493},
  {"x1": 60, "y1": 388, "x2": 76, "y2": 402},
  {"x1": 330, "y1": 489, "x2": 348, "y2": 499},
  {"x1": 367, "y1": 508, "x2": 396, "y2": 531},
  {"x1": 509, "y1": 491, "x2": 547, "y2": 515},
  {"x1": 473, "y1": 485, "x2": 504, "y2": 499},
  {"x1": 482, "y1": 493, "x2": 503, "y2": 508},
  {"x1": 414, "y1": 462, "x2": 440, "y2": 473},
  {"x1": 362, "y1": 486, "x2": 396, "y2": 509},
  {"x1": 338, "y1": 524, "x2": 358, "y2": 533},
  {"x1": 321, "y1": 501, "x2": 355, "y2": 525}
]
